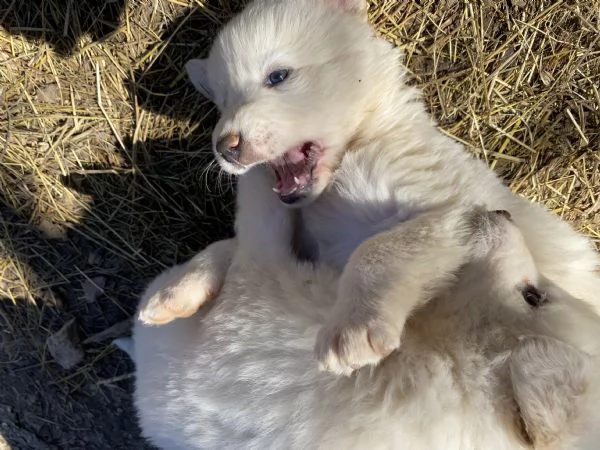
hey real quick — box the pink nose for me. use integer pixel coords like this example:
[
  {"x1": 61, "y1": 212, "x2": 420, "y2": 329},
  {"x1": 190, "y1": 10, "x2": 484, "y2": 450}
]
[{"x1": 216, "y1": 133, "x2": 241, "y2": 164}]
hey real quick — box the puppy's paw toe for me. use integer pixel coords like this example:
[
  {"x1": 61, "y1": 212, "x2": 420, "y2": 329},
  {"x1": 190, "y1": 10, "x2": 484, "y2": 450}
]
[
  {"x1": 315, "y1": 318, "x2": 400, "y2": 376},
  {"x1": 138, "y1": 275, "x2": 218, "y2": 326}
]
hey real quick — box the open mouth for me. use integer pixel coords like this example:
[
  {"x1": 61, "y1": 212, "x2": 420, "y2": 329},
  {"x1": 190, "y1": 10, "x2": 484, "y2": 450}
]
[{"x1": 269, "y1": 142, "x2": 323, "y2": 204}]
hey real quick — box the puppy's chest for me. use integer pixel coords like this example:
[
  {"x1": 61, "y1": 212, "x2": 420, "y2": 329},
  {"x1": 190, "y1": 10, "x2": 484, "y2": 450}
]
[{"x1": 302, "y1": 181, "x2": 414, "y2": 269}]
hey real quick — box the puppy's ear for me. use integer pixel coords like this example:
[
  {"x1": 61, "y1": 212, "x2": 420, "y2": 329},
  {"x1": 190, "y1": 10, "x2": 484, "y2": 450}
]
[
  {"x1": 185, "y1": 58, "x2": 214, "y2": 101},
  {"x1": 326, "y1": 0, "x2": 368, "y2": 18},
  {"x1": 509, "y1": 336, "x2": 590, "y2": 447}
]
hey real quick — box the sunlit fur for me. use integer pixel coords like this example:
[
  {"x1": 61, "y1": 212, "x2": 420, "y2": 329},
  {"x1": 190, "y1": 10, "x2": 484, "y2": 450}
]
[
  {"x1": 132, "y1": 0, "x2": 600, "y2": 448},
  {"x1": 133, "y1": 173, "x2": 600, "y2": 448},
  {"x1": 181, "y1": 0, "x2": 599, "y2": 298}
]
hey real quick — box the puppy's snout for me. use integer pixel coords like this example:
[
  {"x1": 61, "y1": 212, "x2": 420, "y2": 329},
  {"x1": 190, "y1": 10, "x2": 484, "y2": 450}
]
[
  {"x1": 492, "y1": 210, "x2": 512, "y2": 221},
  {"x1": 521, "y1": 284, "x2": 548, "y2": 308},
  {"x1": 216, "y1": 133, "x2": 242, "y2": 165}
]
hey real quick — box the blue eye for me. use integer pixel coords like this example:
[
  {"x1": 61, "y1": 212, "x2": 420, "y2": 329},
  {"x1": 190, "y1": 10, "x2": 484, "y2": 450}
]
[{"x1": 266, "y1": 69, "x2": 289, "y2": 86}]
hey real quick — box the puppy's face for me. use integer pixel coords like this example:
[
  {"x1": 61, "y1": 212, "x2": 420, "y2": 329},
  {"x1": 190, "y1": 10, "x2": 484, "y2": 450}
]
[{"x1": 186, "y1": 0, "x2": 378, "y2": 207}]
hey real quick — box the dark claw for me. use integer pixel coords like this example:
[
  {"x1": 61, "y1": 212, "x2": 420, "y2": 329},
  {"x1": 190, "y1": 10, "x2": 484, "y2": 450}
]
[
  {"x1": 492, "y1": 210, "x2": 512, "y2": 221},
  {"x1": 521, "y1": 284, "x2": 548, "y2": 308}
]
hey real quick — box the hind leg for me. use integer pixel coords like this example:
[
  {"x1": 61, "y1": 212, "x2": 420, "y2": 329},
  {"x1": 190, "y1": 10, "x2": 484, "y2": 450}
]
[
  {"x1": 509, "y1": 335, "x2": 598, "y2": 448},
  {"x1": 509, "y1": 198, "x2": 600, "y2": 310}
]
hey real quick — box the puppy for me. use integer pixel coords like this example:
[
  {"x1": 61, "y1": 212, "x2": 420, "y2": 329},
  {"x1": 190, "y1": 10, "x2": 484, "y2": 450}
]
[
  {"x1": 133, "y1": 194, "x2": 600, "y2": 449},
  {"x1": 138, "y1": 0, "x2": 600, "y2": 375}
]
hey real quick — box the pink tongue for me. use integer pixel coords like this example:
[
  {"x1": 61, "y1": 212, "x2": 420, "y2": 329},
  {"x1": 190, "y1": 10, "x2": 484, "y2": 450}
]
[
  {"x1": 274, "y1": 149, "x2": 310, "y2": 195},
  {"x1": 276, "y1": 174, "x2": 297, "y2": 195},
  {"x1": 286, "y1": 146, "x2": 305, "y2": 164}
]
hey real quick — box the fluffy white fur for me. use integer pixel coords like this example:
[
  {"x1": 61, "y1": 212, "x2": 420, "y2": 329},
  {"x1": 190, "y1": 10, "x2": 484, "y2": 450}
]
[
  {"x1": 131, "y1": 0, "x2": 600, "y2": 448},
  {"x1": 140, "y1": 0, "x2": 600, "y2": 368},
  {"x1": 133, "y1": 170, "x2": 600, "y2": 449}
]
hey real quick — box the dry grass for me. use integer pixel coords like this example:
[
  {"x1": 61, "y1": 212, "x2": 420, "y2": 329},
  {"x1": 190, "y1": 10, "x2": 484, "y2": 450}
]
[
  {"x1": 375, "y1": 0, "x2": 600, "y2": 239},
  {"x1": 0, "y1": 0, "x2": 598, "y2": 404}
]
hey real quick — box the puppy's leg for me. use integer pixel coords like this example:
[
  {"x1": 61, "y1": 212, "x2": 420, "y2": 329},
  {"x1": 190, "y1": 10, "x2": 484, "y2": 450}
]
[
  {"x1": 137, "y1": 238, "x2": 236, "y2": 326},
  {"x1": 508, "y1": 198, "x2": 600, "y2": 310},
  {"x1": 235, "y1": 165, "x2": 295, "y2": 263},
  {"x1": 137, "y1": 165, "x2": 294, "y2": 326},
  {"x1": 316, "y1": 209, "x2": 478, "y2": 375}
]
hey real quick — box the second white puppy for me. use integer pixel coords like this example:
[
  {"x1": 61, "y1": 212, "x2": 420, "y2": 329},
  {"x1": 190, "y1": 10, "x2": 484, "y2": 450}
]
[{"x1": 133, "y1": 167, "x2": 600, "y2": 449}]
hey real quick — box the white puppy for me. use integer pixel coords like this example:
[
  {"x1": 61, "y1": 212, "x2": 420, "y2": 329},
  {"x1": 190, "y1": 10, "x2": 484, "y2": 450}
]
[
  {"x1": 133, "y1": 165, "x2": 600, "y2": 448},
  {"x1": 138, "y1": 0, "x2": 600, "y2": 375}
]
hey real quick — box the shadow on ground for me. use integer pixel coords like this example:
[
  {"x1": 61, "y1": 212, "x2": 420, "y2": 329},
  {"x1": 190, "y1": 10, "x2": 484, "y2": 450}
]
[
  {"x1": 0, "y1": 1, "x2": 244, "y2": 449},
  {"x1": 0, "y1": 134, "x2": 233, "y2": 448},
  {"x1": 130, "y1": 1, "x2": 245, "y2": 120},
  {"x1": 0, "y1": 0, "x2": 126, "y2": 56}
]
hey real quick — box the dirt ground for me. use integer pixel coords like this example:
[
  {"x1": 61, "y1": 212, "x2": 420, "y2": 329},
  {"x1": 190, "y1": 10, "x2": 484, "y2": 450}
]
[{"x1": 0, "y1": 0, "x2": 598, "y2": 448}]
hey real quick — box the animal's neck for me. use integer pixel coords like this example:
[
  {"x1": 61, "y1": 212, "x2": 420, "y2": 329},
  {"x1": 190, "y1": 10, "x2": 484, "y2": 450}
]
[
  {"x1": 353, "y1": 87, "x2": 431, "y2": 152},
  {"x1": 345, "y1": 45, "x2": 429, "y2": 150},
  {"x1": 297, "y1": 155, "x2": 413, "y2": 269}
]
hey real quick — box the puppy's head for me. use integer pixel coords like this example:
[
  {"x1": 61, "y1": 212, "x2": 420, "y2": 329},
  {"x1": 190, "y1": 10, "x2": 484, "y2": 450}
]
[
  {"x1": 465, "y1": 209, "x2": 542, "y2": 302},
  {"x1": 186, "y1": 0, "x2": 392, "y2": 207}
]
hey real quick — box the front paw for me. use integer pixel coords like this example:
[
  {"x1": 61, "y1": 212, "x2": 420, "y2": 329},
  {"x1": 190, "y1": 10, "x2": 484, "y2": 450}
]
[
  {"x1": 137, "y1": 265, "x2": 220, "y2": 326},
  {"x1": 315, "y1": 315, "x2": 401, "y2": 376}
]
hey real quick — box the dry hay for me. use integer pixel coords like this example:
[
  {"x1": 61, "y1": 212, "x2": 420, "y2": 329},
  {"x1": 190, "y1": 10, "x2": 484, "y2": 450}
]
[
  {"x1": 380, "y1": 0, "x2": 600, "y2": 241},
  {"x1": 0, "y1": 0, "x2": 598, "y2": 418}
]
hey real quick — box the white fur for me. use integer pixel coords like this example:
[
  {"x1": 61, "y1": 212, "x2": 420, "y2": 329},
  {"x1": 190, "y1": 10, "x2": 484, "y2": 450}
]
[
  {"x1": 133, "y1": 0, "x2": 600, "y2": 448},
  {"x1": 137, "y1": 238, "x2": 236, "y2": 325},
  {"x1": 182, "y1": 0, "x2": 600, "y2": 299},
  {"x1": 133, "y1": 205, "x2": 600, "y2": 449}
]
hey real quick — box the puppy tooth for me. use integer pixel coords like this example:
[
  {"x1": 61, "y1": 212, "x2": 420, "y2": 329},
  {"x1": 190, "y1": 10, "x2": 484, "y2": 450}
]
[
  {"x1": 272, "y1": 187, "x2": 280, "y2": 193},
  {"x1": 294, "y1": 176, "x2": 300, "y2": 184}
]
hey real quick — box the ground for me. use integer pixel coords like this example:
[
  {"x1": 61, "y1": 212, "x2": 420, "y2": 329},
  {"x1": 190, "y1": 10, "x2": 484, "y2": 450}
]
[{"x1": 0, "y1": 0, "x2": 598, "y2": 448}]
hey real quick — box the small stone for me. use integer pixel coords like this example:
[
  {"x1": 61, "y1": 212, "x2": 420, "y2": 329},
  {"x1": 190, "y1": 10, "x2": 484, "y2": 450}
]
[
  {"x1": 37, "y1": 83, "x2": 61, "y2": 103},
  {"x1": 81, "y1": 276, "x2": 106, "y2": 303},
  {"x1": 37, "y1": 219, "x2": 67, "y2": 240},
  {"x1": 46, "y1": 319, "x2": 84, "y2": 370},
  {"x1": 87, "y1": 251, "x2": 101, "y2": 265}
]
